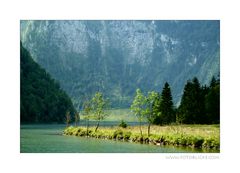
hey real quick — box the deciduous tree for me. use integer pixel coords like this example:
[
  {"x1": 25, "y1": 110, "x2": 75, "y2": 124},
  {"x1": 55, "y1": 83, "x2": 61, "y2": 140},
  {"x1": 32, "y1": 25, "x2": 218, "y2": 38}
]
[
  {"x1": 131, "y1": 89, "x2": 146, "y2": 137},
  {"x1": 145, "y1": 91, "x2": 159, "y2": 136},
  {"x1": 82, "y1": 100, "x2": 92, "y2": 135},
  {"x1": 65, "y1": 111, "x2": 71, "y2": 127},
  {"x1": 91, "y1": 92, "x2": 108, "y2": 132}
]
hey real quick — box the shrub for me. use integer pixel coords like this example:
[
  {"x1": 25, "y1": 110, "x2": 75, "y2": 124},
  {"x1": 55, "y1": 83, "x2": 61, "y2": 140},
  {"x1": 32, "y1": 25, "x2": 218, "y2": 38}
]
[
  {"x1": 129, "y1": 133, "x2": 138, "y2": 142},
  {"x1": 149, "y1": 134, "x2": 161, "y2": 142},
  {"x1": 73, "y1": 127, "x2": 82, "y2": 136},
  {"x1": 113, "y1": 129, "x2": 123, "y2": 139},
  {"x1": 193, "y1": 137, "x2": 204, "y2": 147},
  {"x1": 119, "y1": 120, "x2": 127, "y2": 128},
  {"x1": 63, "y1": 126, "x2": 75, "y2": 135},
  {"x1": 123, "y1": 131, "x2": 132, "y2": 140},
  {"x1": 177, "y1": 136, "x2": 187, "y2": 146},
  {"x1": 203, "y1": 137, "x2": 219, "y2": 148}
]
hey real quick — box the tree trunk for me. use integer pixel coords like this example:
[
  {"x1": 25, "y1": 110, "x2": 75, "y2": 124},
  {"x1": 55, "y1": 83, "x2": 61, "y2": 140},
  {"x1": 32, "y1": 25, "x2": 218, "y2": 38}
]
[
  {"x1": 139, "y1": 120, "x2": 142, "y2": 137},
  {"x1": 86, "y1": 119, "x2": 89, "y2": 136},
  {"x1": 148, "y1": 123, "x2": 151, "y2": 137},
  {"x1": 95, "y1": 120, "x2": 100, "y2": 132}
]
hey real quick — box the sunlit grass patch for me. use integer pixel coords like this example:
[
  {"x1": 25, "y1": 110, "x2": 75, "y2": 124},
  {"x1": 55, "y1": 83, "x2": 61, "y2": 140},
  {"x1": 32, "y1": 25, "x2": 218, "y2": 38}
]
[{"x1": 64, "y1": 124, "x2": 220, "y2": 150}]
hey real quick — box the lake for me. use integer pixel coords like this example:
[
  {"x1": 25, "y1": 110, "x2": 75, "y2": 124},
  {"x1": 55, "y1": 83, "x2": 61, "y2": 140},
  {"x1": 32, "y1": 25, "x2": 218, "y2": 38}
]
[{"x1": 20, "y1": 124, "x2": 215, "y2": 153}]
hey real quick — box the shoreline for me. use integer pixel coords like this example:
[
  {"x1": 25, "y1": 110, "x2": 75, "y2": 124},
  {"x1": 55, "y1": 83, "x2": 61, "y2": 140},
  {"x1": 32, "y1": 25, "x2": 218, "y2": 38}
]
[{"x1": 63, "y1": 125, "x2": 220, "y2": 151}]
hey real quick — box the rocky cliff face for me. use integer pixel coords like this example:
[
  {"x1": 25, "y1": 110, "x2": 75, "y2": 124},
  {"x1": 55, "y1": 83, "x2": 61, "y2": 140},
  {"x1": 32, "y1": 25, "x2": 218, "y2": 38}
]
[{"x1": 20, "y1": 20, "x2": 220, "y2": 108}]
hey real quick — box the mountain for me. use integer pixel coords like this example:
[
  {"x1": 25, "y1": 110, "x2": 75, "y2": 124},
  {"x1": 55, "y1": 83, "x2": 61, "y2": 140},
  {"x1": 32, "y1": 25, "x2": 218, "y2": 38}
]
[
  {"x1": 20, "y1": 20, "x2": 220, "y2": 109},
  {"x1": 20, "y1": 42, "x2": 76, "y2": 123}
]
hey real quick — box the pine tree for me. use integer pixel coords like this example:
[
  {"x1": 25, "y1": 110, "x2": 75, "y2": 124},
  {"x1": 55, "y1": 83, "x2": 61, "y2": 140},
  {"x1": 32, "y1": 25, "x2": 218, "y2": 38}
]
[
  {"x1": 178, "y1": 77, "x2": 205, "y2": 124},
  {"x1": 205, "y1": 76, "x2": 220, "y2": 123},
  {"x1": 177, "y1": 81, "x2": 192, "y2": 124},
  {"x1": 192, "y1": 77, "x2": 205, "y2": 123},
  {"x1": 159, "y1": 82, "x2": 175, "y2": 124}
]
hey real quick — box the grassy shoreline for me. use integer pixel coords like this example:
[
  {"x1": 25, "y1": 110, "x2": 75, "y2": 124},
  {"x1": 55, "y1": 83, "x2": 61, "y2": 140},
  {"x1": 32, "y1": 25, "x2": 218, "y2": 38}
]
[{"x1": 63, "y1": 125, "x2": 220, "y2": 151}]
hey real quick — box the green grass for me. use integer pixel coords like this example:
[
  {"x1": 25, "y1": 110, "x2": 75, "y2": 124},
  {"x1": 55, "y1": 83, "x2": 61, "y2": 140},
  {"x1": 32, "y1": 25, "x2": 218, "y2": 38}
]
[
  {"x1": 64, "y1": 124, "x2": 220, "y2": 150},
  {"x1": 80, "y1": 108, "x2": 143, "y2": 122},
  {"x1": 105, "y1": 108, "x2": 138, "y2": 122}
]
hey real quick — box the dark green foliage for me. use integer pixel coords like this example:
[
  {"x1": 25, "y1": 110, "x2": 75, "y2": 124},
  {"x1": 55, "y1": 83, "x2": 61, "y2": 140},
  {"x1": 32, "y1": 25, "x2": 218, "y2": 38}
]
[
  {"x1": 178, "y1": 77, "x2": 205, "y2": 124},
  {"x1": 119, "y1": 120, "x2": 127, "y2": 128},
  {"x1": 152, "y1": 93, "x2": 161, "y2": 125},
  {"x1": 177, "y1": 76, "x2": 220, "y2": 124},
  {"x1": 205, "y1": 77, "x2": 220, "y2": 124},
  {"x1": 159, "y1": 83, "x2": 175, "y2": 124},
  {"x1": 20, "y1": 42, "x2": 76, "y2": 123},
  {"x1": 152, "y1": 83, "x2": 175, "y2": 125},
  {"x1": 123, "y1": 131, "x2": 132, "y2": 140},
  {"x1": 113, "y1": 129, "x2": 123, "y2": 139}
]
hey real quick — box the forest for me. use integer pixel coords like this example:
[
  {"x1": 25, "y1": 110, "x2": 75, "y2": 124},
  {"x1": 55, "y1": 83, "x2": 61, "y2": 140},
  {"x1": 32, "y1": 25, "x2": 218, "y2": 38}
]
[
  {"x1": 20, "y1": 41, "x2": 220, "y2": 151},
  {"x1": 20, "y1": 42, "x2": 219, "y2": 125},
  {"x1": 20, "y1": 42, "x2": 76, "y2": 123}
]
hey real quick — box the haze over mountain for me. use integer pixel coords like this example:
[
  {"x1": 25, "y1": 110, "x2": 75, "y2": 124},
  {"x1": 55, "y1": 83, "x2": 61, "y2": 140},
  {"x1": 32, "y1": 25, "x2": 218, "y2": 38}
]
[{"x1": 20, "y1": 20, "x2": 220, "y2": 109}]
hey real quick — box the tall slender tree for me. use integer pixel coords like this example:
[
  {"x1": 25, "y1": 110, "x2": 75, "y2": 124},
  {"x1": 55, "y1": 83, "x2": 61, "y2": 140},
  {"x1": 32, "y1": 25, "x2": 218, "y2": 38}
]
[
  {"x1": 91, "y1": 92, "x2": 108, "y2": 132},
  {"x1": 145, "y1": 91, "x2": 159, "y2": 136},
  {"x1": 159, "y1": 82, "x2": 175, "y2": 124},
  {"x1": 65, "y1": 111, "x2": 71, "y2": 127},
  {"x1": 152, "y1": 93, "x2": 162, "y2": 125},
  {"x1": 131, "y1": 89, "x2": 146, "y2": 138},
  {"x1": 82, "y1": 100, "x2": 92, "y2": 136},
  {"x1": 74, "y1": 112, "x2": 80, "y2": 127}
]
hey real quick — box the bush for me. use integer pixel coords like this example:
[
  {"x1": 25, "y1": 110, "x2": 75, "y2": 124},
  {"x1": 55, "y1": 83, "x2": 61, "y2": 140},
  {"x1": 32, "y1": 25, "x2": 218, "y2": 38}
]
[
  {"x1": 73, "y1": 127, "x2": 82, "y2": 136},
  {"x1": 203, "y1": 137, "x2": 219, "y2": 148},
  {"x1": 63, "y1": 126, "x2": 75, "y2": 135},
  {"x1": 149, "y1": 134, "x2": 161, "y2": 142},
  {"x1": 123, "y1": 131, "x2": 132, "y2": 140},
  {"x1": 193, "y1": 137, "x2": 204, "y2": 147},
  {"x1": 113, "y1": 129, "x2": 123, "y2": 139},
  {"x1": 129, "y1": 133, "x2": 138, "y2": 142},
  {"x1": 119, "y1": 120, "x2": 127, "y2": 128}
]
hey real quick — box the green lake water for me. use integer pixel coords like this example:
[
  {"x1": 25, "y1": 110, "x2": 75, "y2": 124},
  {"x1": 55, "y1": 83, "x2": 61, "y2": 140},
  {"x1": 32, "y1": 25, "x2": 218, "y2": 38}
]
[{"x1": 20, "y1": 124, "x2": 216, "y2": 153}]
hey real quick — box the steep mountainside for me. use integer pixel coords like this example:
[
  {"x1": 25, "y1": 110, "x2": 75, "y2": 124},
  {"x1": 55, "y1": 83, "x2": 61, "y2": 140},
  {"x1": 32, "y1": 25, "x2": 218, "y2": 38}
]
[
  {"x1": 20, "y1": 43, "x2": 76, "y2": 123},
  {"x1": 20, "y1": 20, "x2": 220, "y2": 108}
]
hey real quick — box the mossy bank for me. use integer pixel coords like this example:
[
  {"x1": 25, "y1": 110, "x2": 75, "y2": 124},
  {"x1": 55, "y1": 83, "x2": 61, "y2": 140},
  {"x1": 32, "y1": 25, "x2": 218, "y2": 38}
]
[{"x1": 63, "y1": 125, "x2": 220, "y2": 151}]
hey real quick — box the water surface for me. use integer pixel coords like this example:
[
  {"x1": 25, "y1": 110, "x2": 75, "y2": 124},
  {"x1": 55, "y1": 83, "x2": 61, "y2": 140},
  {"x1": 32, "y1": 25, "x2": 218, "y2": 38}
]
[{"x1": 20, "y1": 124, "x2": 214, "y2": 153}]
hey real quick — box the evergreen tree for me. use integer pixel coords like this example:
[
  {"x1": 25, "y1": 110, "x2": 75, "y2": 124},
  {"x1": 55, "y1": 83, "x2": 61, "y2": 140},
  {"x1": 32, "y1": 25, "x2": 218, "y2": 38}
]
[
  {"x1": 159, "y1": 82, "x2": 175, "y2": 124},
  {"x1": 210, "y1": 76, "x2": 217, "y2": 88},
  {"x1": 205, "y1": 76, "x2": 220, "y2": 123},
  {"x1": 178, "y1": 77, "x2": 205, "y2": 124},
  {"x1": 177, "y1": 81, "x2": 192, "y2": 124}
]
